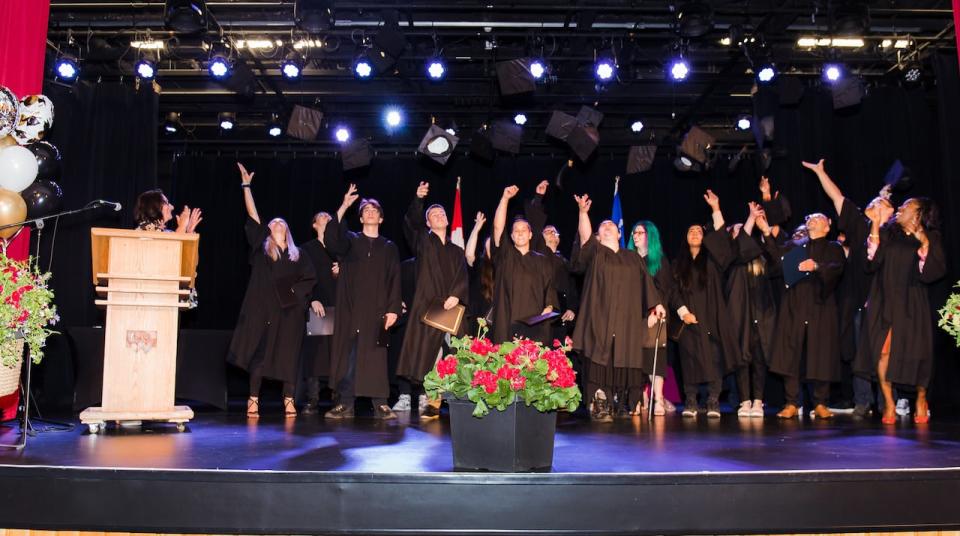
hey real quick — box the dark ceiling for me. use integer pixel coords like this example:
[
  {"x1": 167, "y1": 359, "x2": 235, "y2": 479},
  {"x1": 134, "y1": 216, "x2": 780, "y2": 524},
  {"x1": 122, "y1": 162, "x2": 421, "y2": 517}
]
[{"x1": 45, "y1": 0, "x2": 957, "y2": 154}]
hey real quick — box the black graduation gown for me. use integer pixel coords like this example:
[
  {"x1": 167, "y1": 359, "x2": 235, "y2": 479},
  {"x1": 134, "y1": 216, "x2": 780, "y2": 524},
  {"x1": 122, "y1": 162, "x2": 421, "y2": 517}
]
[
  {"x1": 395, "y1": 199, "x2": 470, "y2": 383},
  {"x1": 835, "y1": 198, "x2": 873, "y2": 363},
  {"x1": 323, "y1": 218, "x2": 402, "y2": 398},
  {"x1": 669, "y1": 230, "x2": 740, "y2": 384},
  {"x1": 300, "y1": 238, "x2": 337, "y2": 378},
  {"x1": 572, "y1": 238, "x2": 660, "y2": 370},
  {"x1": 726, "y1": 232, "x2": 778, "y2": 366},
  {"x1": 525, "y1": 195, "x2": 580, "y2": 315},
  {"x1": 767, "y1": 236, "x2": 845, "y2": 382},
  {"x1": 855, "y1": 227, "x2": 946, "y2": 387},
  {"x1": 228, "y1": 218, "x2": 317, "y2": 384},
  {"x1": 489, "y1": 235, "x2": 559, "y2": 345},
  {"x1": 640, "y1": 254, "x2": 673, "y2": 376}
]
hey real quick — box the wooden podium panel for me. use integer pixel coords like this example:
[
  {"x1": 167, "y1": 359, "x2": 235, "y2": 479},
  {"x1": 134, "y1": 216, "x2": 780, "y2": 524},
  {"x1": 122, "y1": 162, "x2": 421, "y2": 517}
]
[{"x1": 81, "y1": 229, "x2": 199, "y2": 433}]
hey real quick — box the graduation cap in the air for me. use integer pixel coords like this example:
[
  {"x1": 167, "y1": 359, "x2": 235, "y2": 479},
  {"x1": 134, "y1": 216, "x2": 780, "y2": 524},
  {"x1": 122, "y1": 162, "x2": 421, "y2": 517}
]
[
  {"x1": 883, "y1": 159, "x2": 913, "y2": 193},
  {"x1": 761, "y1": 193, "x2": 792, "y2": 227}
]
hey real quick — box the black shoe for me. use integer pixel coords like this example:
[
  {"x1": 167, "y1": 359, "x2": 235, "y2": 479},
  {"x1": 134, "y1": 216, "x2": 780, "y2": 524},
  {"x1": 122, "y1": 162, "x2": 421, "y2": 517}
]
[
  {"x1": 590, "y1": 398, "x2": 614, "y2": 423},
  {"x1": 374, "y1": 404, "x2": 398, "y2": 420},
  {"x1": 419, "y1": 403, "x2": 441, "y2": 420},
  {"x1": 705, "y1": 399, "x2": 721, "y2": 419},
  {"x1": 852, "y1": 404, "x2": 874, "y2": 418},
  {"x1": 324, "y1": 404, "x2": 354, "y2": 419},
  {"x1": 682, "y1": 399, "x2": 699, "y2": 418},
  {"x1": 301, "y1": 400, "x2": 319, "y2": 416}
]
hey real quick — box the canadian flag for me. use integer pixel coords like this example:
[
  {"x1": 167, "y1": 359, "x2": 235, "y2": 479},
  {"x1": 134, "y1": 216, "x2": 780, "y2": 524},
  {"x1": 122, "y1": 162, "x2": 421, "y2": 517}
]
[{"x1": 450, "y1": 176, "x2": 465, "y2": 249}]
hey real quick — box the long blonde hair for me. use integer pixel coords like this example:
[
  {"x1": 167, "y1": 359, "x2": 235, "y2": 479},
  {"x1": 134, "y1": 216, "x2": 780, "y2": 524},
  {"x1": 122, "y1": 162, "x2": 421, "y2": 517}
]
[{"x1": 263, "y1": 218, "x2": 300, "y2": 262}]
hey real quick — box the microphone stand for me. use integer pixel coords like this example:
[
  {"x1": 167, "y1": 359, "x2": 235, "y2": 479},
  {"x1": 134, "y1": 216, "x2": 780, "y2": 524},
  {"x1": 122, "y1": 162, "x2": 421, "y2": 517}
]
[{"x1": 0, "y1": 201, "x2": 114, "y2": 449}]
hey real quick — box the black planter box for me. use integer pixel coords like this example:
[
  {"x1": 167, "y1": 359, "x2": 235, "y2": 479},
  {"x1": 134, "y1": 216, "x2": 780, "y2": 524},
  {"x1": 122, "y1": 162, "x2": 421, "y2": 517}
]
[{"x1": 448, "y1": 398, "x2": 557, "y2": 472}]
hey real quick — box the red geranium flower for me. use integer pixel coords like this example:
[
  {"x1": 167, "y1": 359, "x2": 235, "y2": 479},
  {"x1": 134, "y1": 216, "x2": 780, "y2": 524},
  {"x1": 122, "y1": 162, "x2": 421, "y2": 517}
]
[{"x1": 436, "y1": 356, "x2": 458, "y2": 378}]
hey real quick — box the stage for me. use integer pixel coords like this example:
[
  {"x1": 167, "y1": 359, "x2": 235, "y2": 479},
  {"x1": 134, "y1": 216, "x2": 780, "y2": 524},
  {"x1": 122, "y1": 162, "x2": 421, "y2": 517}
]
[{"x1": 0, "y1": 408, "x2": 959, "y2": 535}]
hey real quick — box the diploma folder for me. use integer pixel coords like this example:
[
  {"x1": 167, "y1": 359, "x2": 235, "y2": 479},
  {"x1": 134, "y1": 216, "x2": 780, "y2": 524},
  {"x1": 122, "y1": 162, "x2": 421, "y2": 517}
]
[
  {"x1": 422, "y1": 300, "x2": 466, "y2": 335},
  {"x1": 306, "y1": 307, "x2": 335, "y2": 336},
  {"x1": 521, "y1": 311, "x2": 561, "y2": 326},
  {"x1": 781, "y1": 244, "x2": 810, "y2": 288}
]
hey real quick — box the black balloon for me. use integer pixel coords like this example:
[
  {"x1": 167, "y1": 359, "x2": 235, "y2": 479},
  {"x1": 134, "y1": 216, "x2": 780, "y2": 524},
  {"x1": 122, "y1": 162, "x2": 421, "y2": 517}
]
[
  {"x1": 21, "y1": 179, "x2": 63, "y2": 219},
  {"x1": 26, "y1": 141, "x2": 61, "y2": 182}
]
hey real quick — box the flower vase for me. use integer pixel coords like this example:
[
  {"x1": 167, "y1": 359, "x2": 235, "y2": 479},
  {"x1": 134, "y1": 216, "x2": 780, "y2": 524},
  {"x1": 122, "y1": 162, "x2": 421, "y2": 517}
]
[
  {"x1": 448, "y1": 398, "x2": 557, "y2": 472},
  {"x1": 0, "y1": 339, "x2": 24, "y2": 397}
]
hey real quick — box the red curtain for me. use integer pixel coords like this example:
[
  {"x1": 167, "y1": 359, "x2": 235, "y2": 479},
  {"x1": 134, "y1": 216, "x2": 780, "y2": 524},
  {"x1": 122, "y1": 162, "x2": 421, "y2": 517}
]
[
  {"x1": 955, "y1": 0, "x2": 960, "y2": 69},
  {"x1": 0, "y1": 0, "x2": 50, "y2": 420}
]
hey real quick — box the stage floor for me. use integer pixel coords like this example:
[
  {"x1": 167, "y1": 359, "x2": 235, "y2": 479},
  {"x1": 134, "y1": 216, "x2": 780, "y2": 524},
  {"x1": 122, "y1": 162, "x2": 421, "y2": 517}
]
[{"x1": 1, "y1": 407, "x2": 960, "y2": 472}]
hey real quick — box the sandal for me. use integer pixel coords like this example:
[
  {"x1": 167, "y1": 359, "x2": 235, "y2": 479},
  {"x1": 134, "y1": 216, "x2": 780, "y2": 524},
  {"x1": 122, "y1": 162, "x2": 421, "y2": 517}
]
[
  {"x1": 284, "y1": 397, "x2": 297, "y2": 418},
  {"x1": 247, "y1": 396, "x2": 259, "y2": 418}
]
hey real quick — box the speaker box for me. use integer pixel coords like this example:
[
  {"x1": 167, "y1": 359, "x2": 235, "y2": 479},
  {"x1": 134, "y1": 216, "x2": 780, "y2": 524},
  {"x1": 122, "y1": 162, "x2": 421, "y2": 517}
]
[
  {"x1": 496, "y1": 59, "x2": 536, "y2": 96},
  {"x1": 626, "y1": 145, "x2": 657, "y2": 174},
  {"x1": 286, "y1": 105, "x2": 324, "y2": 141}
]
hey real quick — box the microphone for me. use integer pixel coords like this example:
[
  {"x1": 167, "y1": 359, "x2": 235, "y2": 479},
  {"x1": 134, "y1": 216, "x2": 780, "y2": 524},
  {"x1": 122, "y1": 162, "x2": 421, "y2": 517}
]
[{"x1": 96, "y1": 200, "x2": 122, "y2": 211}]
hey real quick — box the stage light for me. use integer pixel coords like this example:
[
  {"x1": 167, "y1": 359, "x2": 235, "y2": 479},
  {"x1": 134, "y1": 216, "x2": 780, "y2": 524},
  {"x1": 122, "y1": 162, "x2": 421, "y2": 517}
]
[
  {"x1": 335, "y1": 126, "x2": 351, "y2": 143},
  {"x1": 823, "y1": 63, "x2": 842, "y2": 83},
  {"x1": 669, "y1": 58, "x2": 690, "y2": 81},
  {"x1": 529, "y1": 60, "x2": 546, "y2": 80},
  {"x1": 267, "y1": 113, "x2": 283, "y2": 137},
  {"x1": 630, "y1": 120, "x2": 644, "y2": 133},
  {"x1": 736, "y1": 115, "x2": 752, "y2": 131},
  {"x1": 209, "y1": 55, "x2": 231, "y2": 79},
  {"x1": 595, "y1": 59, "x2": 616, "y2": 82},
  {"x1": 426, "y1": 59, "x2": 446, "y2": 80},
  {"x1": 295, "y1": 0, "x2": 335, "y2": 33},
  {"x1": 674, "y1": 155, "x2": 694, "y2": 172},
  {"x1": 677, "y1": 1, "x2": 714, "y2": 38},
  {"x1": 354, "y1": 57, "x2": 373, "y2": 78},
  {"x1": 164, "y1": 0, "x2": 208, "y2": 34},
  {"x1": 55, "y1": 55, "x2": 80, "y2": 82},
  {"x1": 135, "y1": 57, "x2": 156, "y2": 80},
  {"x1": 281, "y1": 51, "x2": 304, "y2": 80},
  {"x1": 268, "y1": 126, "x2": 282, "y2": 137},
  {"x1": 218, "y1": 112, "x2": 236, "y2": 131},
  {"x1": 902, "y1": 62, "x2": 922, "y2": 84},
  {"x1": 514, "y1": 113, "x2": 528, "y2": 126},
  {"x1": 757, "y1": 65, "x2": 776, "y2": 83},
  {"x1": 384, "y1": 107, "x2": 403, "y2": 129},
  {"x1": 163, "y1": 112, "x2": 181, "y2": 134}
]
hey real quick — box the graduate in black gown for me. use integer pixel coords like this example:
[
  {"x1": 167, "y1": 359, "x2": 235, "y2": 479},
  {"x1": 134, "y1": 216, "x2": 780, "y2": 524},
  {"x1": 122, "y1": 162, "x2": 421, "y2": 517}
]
[
  {"x1": 803, "y1": 158, "x2": 895, "y2": 417},
  {"x1": 570, "y1": 194, "x2": 664, "y2": 422},
  {"x1": 671, "y1": 190, "x2": 740, "y2": 419},
  {"x1": 524, "y1": 180, "x2": 580, "y2": 329},
  {"x1": 858, "y1": 197, "x2": 946, "y2": 424},
  {"x1": 489, "y1": 185, "x2": 559, "y2": 345},
  {"x1": 322, "y1": 185, "x2": 403, "y2": 420},
  {"x1": 227, "y1": 163, "x2": 317, "y2": 418},
  {"x1": 464, "y1": 213, "x2": 493, "y2": 332},
  {"x1": 765, "y1": 211, "x2": 845, "y2": 420},
  {"x1": 395, "y1": 181, "x2": 469, "y2": 419},
  {"x1": 298, "y1": 211, "x2": 339, "y2": 415}
]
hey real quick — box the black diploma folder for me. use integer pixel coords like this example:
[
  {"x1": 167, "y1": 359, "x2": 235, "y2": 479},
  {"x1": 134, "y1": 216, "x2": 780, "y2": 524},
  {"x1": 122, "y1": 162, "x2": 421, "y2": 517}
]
[
  {"x1": 781, "y1": 244, "x2": 810, "y2": 288},
  {"x1": 521, "y1": 311, "x2": 561, "y2": 326},
  {"x1": 306, "y1": 307, "x2": 335, "y2": 336}
]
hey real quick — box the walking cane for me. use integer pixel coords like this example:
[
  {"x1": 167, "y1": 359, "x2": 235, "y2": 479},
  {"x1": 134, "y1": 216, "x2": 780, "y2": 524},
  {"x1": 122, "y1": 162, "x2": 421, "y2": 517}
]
[{"x1": 647, "y1": 318, "x2": 666, "y2": 422}]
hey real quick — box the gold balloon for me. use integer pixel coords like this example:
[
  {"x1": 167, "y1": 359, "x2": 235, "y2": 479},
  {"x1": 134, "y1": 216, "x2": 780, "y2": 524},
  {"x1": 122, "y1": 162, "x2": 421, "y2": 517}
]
[
  {"x1": 0, "y1": 188, "x2": 27, "y2": 239},
  {"x1": 0, "y1": 135, "x2": 16, "y2": 149}
]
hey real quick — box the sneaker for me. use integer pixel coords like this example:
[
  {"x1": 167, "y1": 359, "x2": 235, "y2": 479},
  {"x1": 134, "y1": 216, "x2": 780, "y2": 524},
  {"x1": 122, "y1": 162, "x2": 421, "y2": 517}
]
[
  {"x1": 392, "y1": 394, "x2": 412, "y2": 412},
  {"x1": 737, "y1": 400, "x2": 753, "y2": 418},
  {"x1": 374, "y1": 404, "x2": 398, "y2": 420},
  {"x1": 301, "y1": 400, "x2": 319, "y2": 415},
  {"x1": 895, "y1": 398, "x2": 911, "y2": 416},
  {"x1": 852, "y1": 404, "x2": 873, "y2": 418},
  {"x1": 706, "y1": 399, "x2": 721, "y2": 419},
  {"x1": 419, "y1": 403, "x2": 441, "y2": 420},
  {"x1": 750, "y1": 400, "x2": 765, "y2": 418},
  {"x1": 590, "y1": 389, "x2": 614, "y2": 423},
  {"x1": 681, "y1": 399, "x2": 699, "y2": 418},
  {"x1": 418, "y1": 394, "x2": 429, "y2": 414},
  {"x1": 324, "y1": 404, "x2": 355, "y2": 419}
]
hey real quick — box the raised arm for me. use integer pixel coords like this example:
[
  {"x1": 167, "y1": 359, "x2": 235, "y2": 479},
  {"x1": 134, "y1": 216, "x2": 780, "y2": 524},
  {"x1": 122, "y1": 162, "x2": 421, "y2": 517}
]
[
  {"x1": 238, "y1": 163, "x2": 260, "y2": 224},
  {"x1": 704, "y1": 189, "x2": 724, "y2": 231},
  {"x1": 465, "y1": 212, "x2": 486, "y2": 267},
  {"x1": 404, "y1": 181, "x2": 429, "y2": 253},
  {"x1": 336, "y1": 183, "x2": 359, "y2": 222},
  {"x1": 802, "y1": 159, "x2": 844, "y2": 216},
  {"x1": 492, "y1": 185, "x2": 519, "y2": 248},
  {"x1": 574, "y1": 194, "x2": 593, "y2": 246}
]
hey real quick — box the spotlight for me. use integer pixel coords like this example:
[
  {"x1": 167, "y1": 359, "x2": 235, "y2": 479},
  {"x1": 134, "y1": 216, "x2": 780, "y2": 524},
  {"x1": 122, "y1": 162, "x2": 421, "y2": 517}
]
[
  {"x1": 164, "y1": 0, "x2": 208, "y2": 34},
  {"x1": 163, "y1": 112, "x2": 181, "y2": 134},
  {"x1": 529, "y1": 60, "x2": 546, "y2": 80},
  {"x1": 630, "y1": 120, "x2": 644, "y2": 133},
  {"x1": 334, "y1": 126, "x2": 351, "y2": 143},
  {"x1": 445, "y1": 127, "x2": 457, "y2": 136},
  {"x1": 218, "y1": 112, "x2": 236, "y2": 131},
  {"x1": 281, "y1": 51, "x2": 304, "y2": 80},
  {"x1": 209, "y1": 55, "x2": 231, "y2": 79},
  {"x1": 354, "y1": 57, "x2": 373, "y2": 78},
  {"x1": 426, "y1": 58, "x2": 446, "y2": 80},
  {"x1": 674, "y1": 155, "x2": 694, "y2": 172},
  {"x1": 384, "y1": 107, "x2": 403, "y2": 129},
  {"x1": 267, "y1": 113, "x2": 283, "y2": 137},
  {"x1": 902, "y1": 62, "x2": 922, "y2": 84},
  {"x1": 757, "y1": 65, "x2": 776, "y2": 83},
  {"x1": 736, "y1": 115, "x2": 752, "y2": 131},
  {"x1": 676, "y1": 1, "x2": 714, "y2": 38},
  {"x1": 823, "y1": 63, "x2": 843, "y2": 83},
  {"x1": 595, "y1": 59, "x2": 616, "y2": 82},
  {"x1": 55, "y1": 54, "x2": 80, "y2": 82},
  {"x1": 669, "y1": 58, "x2": 690, "y2": 81},
  {"x1": 295, "y1": 0, "x2": 335, "y2": 33},
  {"x1": 513, "y1": 113, "x2": 528, "y2": 126},
  {"x1": 135, "y1": 57, "x2": 156, "y2": 80}
]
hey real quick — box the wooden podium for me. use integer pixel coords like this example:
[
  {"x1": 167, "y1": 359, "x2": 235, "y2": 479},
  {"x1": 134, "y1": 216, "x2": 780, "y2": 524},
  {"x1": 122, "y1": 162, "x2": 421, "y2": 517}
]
[{"x1": 79, "y1": 228, "x2": 199, "y2": 433}]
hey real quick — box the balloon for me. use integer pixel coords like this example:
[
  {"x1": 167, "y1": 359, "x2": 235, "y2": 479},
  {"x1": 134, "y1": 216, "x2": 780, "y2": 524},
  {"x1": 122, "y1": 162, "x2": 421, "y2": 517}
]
[
  {"x1": 21, "y1": 179, "x2": 63, "y2": 219},
  {"x1": 0, "y1": 146, "x2": 39, "y2": 192},
  {"x1": 0, "y1": 135, "x2": 16, "y2": 149},
  {"x1": 12, "y1": 95, "x2": 54, "y2": 145},
  {"x1": 0, "y1": 86, "x2": 19, "y2": 139},
  {"x1": 0, "y1": 188, "x2": 27, "y2": 240},
  {"x1": 26, "y1": 141, "x2": 61, "y2": 182}
]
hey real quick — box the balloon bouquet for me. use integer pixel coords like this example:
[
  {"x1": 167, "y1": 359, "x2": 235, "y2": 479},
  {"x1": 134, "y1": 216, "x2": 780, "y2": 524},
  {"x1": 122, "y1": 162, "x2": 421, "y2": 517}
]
[{"x1": 0, "y1": 86, "x2": 64, "y2": 247}]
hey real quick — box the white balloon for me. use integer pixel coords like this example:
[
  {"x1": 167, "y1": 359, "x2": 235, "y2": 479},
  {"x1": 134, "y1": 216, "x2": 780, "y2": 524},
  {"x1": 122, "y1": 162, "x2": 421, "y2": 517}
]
[{"x1": 0, "y1": 146, "x2": 39, "y2": 192}]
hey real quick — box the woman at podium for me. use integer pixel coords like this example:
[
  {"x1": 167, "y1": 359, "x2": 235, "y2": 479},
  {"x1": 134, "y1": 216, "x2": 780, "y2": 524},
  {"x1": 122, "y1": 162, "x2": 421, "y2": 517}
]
[
  {"x1": 134, "y1": 189, "x2": 202, "y2": 233},
  {"x1": 227, "y1": 163, "x2": 317, "y2": 418}
]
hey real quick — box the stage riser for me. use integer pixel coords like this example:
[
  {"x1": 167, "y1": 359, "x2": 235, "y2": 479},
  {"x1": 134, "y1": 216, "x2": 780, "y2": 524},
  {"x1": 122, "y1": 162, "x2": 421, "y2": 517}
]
[{"x1": 1, "y1": 467, "x2": 959, "y2": 535}]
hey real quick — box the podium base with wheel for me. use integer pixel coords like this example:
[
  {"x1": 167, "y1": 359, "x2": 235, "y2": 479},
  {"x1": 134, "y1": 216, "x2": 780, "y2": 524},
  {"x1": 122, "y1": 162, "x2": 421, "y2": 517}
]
[{"x1": 79, "y1": 405, "x2": 194, "y2": 434}]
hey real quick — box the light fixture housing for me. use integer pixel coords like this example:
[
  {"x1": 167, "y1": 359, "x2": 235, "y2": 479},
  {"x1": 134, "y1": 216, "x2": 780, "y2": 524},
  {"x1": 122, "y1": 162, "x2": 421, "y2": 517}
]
[
  {"x1": 164, "y1": 0, "x2": 208, "y2": 34},
  {"x1": 757, "y1": 64, "x2": 776, "y2": 83},
  {"x1": 630, "y1": 121, "x2": 644, "y2": 133},
  {"x1": 529, "y1": 59, "x2": 547, "y2": 80},
  {"x1": 334, "y1": 126, "x2": 351, "y2": 143},
  {"x1": 669, "y1": 58, "x2": 690, "y2": 81},
  {"x1": 208, "y1": 50, "x2": 232, "y2": 79},
  {"x1": 295, "y1": 0, "x2": 335, "y2": 33},
  {"x1": 135, "y1": 57, "x2": 157, "y2": 80},
  {"x1": 595, "y1": 58, "x2": 616, "y2": 82},
  {"x1": 354, "y1": 56, "x2": 373, "y2": 79},
  {"x1": 218, "y1": 111, "x2": 236, "y2": 131},
  {"x1": 426, "y1": 58, "x2": 446, "y2": 80},
  {"x1": 163, "y1": 112, "x2": 181, "y2": 134},
  {"x1": 281, "y1": 51, "x2": 304, "y2": 80},
  {"x1": 267, "y1": 113, "x2": 283, "y2": 137},
  {"x1": 736, "y1": 115, "x2": 752, "y2": 131},
  {"x1": 384, "y1": 107, "x2": 403, "y2": 129},
  {"x1": 823, "y1": 63, "x2": 843, "y2": 83},
  {"x1": 513, "y1": 113, "x2": 528, "y2": 126},
  {"x1": 55, "y1": 54, "x2": 80, "y2": 82}
]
